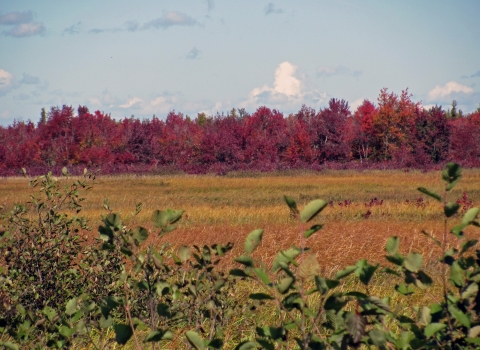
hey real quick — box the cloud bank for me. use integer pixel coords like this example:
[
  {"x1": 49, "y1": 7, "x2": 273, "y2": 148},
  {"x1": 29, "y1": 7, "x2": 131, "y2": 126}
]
[
  {"x1": 243, "y1": 61, "x2": 326, "y2": 110},
  {"x1": 427, "y1": 81, "x2": 473, "y2": 101},
  {"x1": 0, "y1": 11, "x2": 45, "y2": 37},
  {"x1": 0, "y1": 69, "x2": 16, "y2": 96}
]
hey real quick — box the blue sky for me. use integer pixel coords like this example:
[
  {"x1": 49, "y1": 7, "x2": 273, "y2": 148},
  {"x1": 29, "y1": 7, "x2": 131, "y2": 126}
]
[{"x1": 1, "y1": 0, "x2": 479, "y2": 125}]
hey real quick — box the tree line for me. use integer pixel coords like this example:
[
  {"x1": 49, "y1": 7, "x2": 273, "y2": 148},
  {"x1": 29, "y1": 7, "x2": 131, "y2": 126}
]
[{"x1": 1, "y1": 88, "x2": 479, "y2": 176}]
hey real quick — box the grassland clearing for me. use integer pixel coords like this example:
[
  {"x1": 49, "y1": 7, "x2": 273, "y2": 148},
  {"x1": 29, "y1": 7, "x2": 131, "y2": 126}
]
[{"x1": 2, "y1": 168, "x2": 479, "y2": 273}]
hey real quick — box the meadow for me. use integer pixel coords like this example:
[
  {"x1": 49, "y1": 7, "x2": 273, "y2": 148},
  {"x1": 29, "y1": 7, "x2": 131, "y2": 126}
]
[
  {"x1": 2, "y1": 168, "x2": 480, "y2": 348},
  {"x1": 2, "y1": 168, "x2": 479, "y2": 273}
]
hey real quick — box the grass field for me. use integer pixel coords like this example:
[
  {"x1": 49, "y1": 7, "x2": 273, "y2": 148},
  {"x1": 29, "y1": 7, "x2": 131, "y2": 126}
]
[
  {"x1": 2, "y1": 168, "x2": 479, "y2": 273},
  {"x1": 2, "y1": 168, "x2": 480, "y2": 348}
]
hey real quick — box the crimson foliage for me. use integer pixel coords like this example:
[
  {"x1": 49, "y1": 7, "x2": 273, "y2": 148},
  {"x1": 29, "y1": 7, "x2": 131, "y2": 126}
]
[{"x1": 1, "y1": 90, "x2": 479, "y2": 176}]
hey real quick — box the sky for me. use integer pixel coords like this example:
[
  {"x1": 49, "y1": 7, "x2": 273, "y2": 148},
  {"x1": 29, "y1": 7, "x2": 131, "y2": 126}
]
[{"x1": 0, "y1": 0, "x2": 479, "y2": 126}]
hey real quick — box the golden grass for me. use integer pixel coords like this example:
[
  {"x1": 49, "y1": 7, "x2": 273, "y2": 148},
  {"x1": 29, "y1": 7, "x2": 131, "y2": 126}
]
[{"x1": 1, "y1": 169, "x2": 479, "y2": 272}]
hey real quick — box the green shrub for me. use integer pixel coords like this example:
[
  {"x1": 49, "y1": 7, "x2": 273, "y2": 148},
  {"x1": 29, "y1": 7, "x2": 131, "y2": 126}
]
[{"x1": 1, "y1": 163, "x2": 479, "y2": 349}]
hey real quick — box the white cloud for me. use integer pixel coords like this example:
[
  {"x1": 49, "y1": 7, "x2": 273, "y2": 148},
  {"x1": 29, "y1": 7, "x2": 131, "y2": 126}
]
[
  {"x1": 3, "y1": 22, "x2": 45, "y2": 37},
  {"x1": 119, "y1": 97, "x2": 143, "y2": 109},
  {"x1": 265, "y1": 3, "x2": 283, "y2": 15},
  {"x1": 185, "y1": 47, "x2": 202, "y2": 59},
  {"x1": 427, "y1": 81, "x2": 474, "y2": 101},
  {"x1": 0, "y1": 69, "x2": 16, "y2": 96},
  {"x1": 317, "y1": 65, "x2": 362, "y2": 78},
  {"x1": 0, "y1": 11, "x2": 33, "y2": 25},
  {"x1": 242, "y1": 61, "x2": 327, "y2": 110},
  {"x1": 350, "y1": 98, "x2": 365, "y2": 111},
  {"x1": 142, "y1": 12, "x2": 197, "y2": 30}
]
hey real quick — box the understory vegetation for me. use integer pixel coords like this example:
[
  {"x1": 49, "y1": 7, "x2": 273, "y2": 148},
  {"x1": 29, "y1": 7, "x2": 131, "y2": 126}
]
[{"x1": 1, "y1": 163, "x2": 480, "y2": 349}]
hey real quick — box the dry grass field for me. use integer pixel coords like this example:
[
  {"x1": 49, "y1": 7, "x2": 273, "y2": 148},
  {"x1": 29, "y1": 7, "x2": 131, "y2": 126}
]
[
  {"x1": 2, "y1": 168, "x2": 479, "y2": 273},
  {"x1": 2, "y1": 168, "x2": 480, "y2": 348}
]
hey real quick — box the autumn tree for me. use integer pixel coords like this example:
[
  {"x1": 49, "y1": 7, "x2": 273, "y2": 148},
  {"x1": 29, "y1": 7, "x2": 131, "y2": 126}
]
[
  {"x1": 369, "y1": 88, "x2": 419, "y2": 161},
  {"x1": 345, "y1": 99, "x2": 377, "y2": 162},
  {"x1": 312, "y1": 98, "x2": 350, "y2": 162},
  {"x1": 412, "y1": 106, "x2": 450, "y2": 164}
]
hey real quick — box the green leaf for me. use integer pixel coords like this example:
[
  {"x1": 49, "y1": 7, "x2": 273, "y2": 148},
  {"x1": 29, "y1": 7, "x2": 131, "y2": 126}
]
[
  {"x1": 444, "y1": 202, "x2": 460, "y2": 218},
  {"x1": 152, "y1": 210, "x2": 168, "y2": 228},
  {"x1": 419, "y1": 306, "x2": 432, "y2": 326},
  {"x1": 0, "y1": 342, "x2": 19, "y2": 350},
  {"x1": 304, "y1": 224, "x2": 323, "y2": 238},
  {"x1": 368, "y1": 296, "x2": 391, "y2": 313},
  {"x1": 106, "y1": 213, "x2": 122, "y2": 229},
  {"x1": 442, "y1": 162, "x2": 462, "y2": 190},
  {"x1": 62, "y1": 167, "x2": 68, "y2": 176},
  {"x1": 277, "y1": 276, "x2": 295, "y2": 294},
  {"x1": 424, "y1": 323, "x2": 446, "y2": 338},
  {"x1": 462, "y1": 282, "x2": 478, "y2": 299},
  {"x1": 462, "y1": 207, "x2": 480, "y2": 225},
  {"x1": 253, "y1": 268, "x2": 271, "y2": 286},
  {"x1": 272, "y1": 247, "x2": 301, "y2": 271},
  {"x1": 315, "y1": 276, "x2": 329, "y2": 295},
  {"x1": 245, "y1": 229, "x2": 263, "y2": 254},
  {"x1": 113, "y1": 324, "x2": 133, "y2": 345},
  {"x1": 335, "y1": 265, "x2": 356, "y2": 280},
  {"x1": 132, "y1": 226, "x2": 148, "y2": 245},
  {"x1": 65, "y1": 298, "x2": 78, "y2": 316},
  {"x1": 167, "y1": 209, "x2": 184, "y2": 224},
  {"x1": 404, "y1": 252, "x2": 422, "y2": 273},
  {"x1": 42, "y1": 306, "x2": 57, "y2": 321},
  {"x1": 230, "y1": 269, "x2": 250, "y2": 277},
  {"x1": 451, "y1": 224, "x2": 467, "y2": 238},
  {"x1": 355, "y1": 260, "x2": 378, "y2": 286},
  {"x1": 284, "y1": 195, "x2": 299, "y2": 215},
  {"x1": 417, "y1": 187, "x2": 442, "y2": 202},
  {"x1": 249, "y1": 293, "x2": 274, "y2": 300},
  {"x1": 369, "y1": 329, "x2": 386, "y2": 347},
  {"x1": 300, "y1": 199, "x2": 327, "y2": 223},
  {"x1": 461, "y1": 240, "x2": 478, "y2": 255},
  {"x1": 178, "y1": 245, "x2": 191, "y2": 262},
  {"x1": 466, "y1": 338, "x2": 480, "y2": 345},
  {"x1": 448, "y1": 305, "x2": 471, "y2": 328},
  {"x1": 145, "y1": 330, "x2": 173, "y2": 342},
  {"x1": 386, "y1": 254, "x2": 404, "y2": 266},
  {"x1": 234, "y1": 255, "x2": 254, "y2": 267},
  {"x1": 185, "y1": 330, "x2": 205, "y2": 350},
  {"x1": 450, "y1": 261, "x2": 464, "y2": 287},
  {"x1": 59, "y1": 325, "x2": 75, "y2": 338},
  {"x1": 234, "y1": 341, "x2": 258, "y2": 350},
  {"x1": 395, "y1": 284, "x2": 415, "y2": 295},
  {"x1": 385, "y1": 236, "x2": 400, "y2": 255}
]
